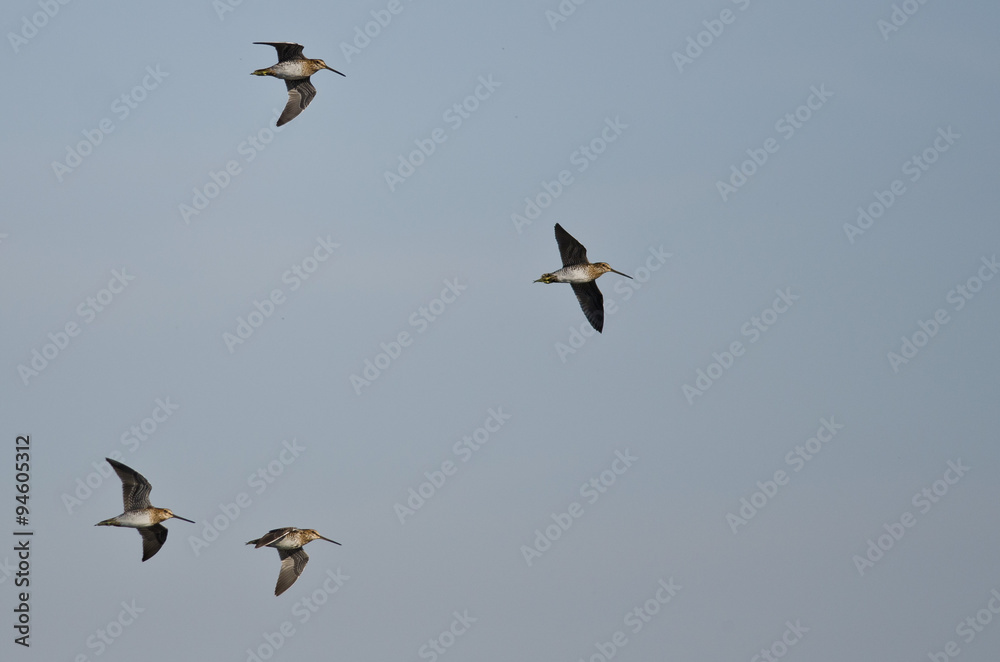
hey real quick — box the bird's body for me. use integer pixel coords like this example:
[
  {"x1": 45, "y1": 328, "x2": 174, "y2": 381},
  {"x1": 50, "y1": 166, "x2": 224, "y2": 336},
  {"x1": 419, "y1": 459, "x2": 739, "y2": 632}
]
[
  {"x1": 247, "y1": 527, "x2": 341, "y2": 596},
  {"x1": 538, "y1": 263, "x2": 608, "y2": 284},
  {"x1": 252, "y1": 42, "x2": 345, "y2": 126},
  {"x1": 535, "y1": 223, "x2": 632, "y2": 333},
  {"x1": 96, "y1": 458, "x2": 195, "y2": 562}
]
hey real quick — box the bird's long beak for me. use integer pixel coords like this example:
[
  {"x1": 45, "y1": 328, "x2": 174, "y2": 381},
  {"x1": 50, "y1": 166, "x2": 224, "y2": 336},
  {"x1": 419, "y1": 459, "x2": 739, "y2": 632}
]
[
  {"x1": 172, "y1": 515, "x2": 196, "y2": 523},
  {"x1": 610, "y1": 268, "x2": 633, "y2": 279},
  {"x1": 319, "y1": 535, "x2": 342, "y2": 545},
  {"x1": 325, "y1": 65, "x2": 346, "y2": 77}
]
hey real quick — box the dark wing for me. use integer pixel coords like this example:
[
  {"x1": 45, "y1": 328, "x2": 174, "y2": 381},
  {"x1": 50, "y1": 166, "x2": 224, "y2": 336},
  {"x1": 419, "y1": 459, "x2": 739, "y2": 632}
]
[
  {"x1": 139, "y1": 524, "x2": 168, "y2": 562},
  {"x1": 106, "y1": 458, "x2": 153, "y2": 510},
  {"x1": 277, "y1": 79, "x2": 317, "y2": 126},
  {"x1": 555, "y1": 223, "x2": 589, "y2": 267},
  {"x1": 274, "y1": 548, "x2": 309, "y2": 596},
  {"x1": 254, "y1": 42, "x2": 305, "y2": 62},
  {"x1": 571, "y1": 282, "x2": 604, "y2": 333},
  {"x1": 250, "y1": 528, "x2": 294, "y2": 548}
]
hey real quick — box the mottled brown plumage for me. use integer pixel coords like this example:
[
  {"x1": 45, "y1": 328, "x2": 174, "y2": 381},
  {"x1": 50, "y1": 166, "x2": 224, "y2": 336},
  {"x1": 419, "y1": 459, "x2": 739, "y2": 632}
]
[
  {"x1": 247, "y1": 527, "x2": 341, "y2": 596},
  {"x1": 252, "y1": 42, "x2": 345, "y2": 126},
  {"x1": 535, "y1": 223, "x2": 632, "y2": 333},
  {"x1": 96, "y1": 458, "x2": 195, "y2": 561}
]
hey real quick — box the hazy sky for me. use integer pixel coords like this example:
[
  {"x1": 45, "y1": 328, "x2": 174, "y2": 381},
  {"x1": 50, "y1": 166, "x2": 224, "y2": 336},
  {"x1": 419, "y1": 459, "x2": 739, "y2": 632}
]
[{"x1": 3, "y1": 1, "x2": 1000, "y2": 660}]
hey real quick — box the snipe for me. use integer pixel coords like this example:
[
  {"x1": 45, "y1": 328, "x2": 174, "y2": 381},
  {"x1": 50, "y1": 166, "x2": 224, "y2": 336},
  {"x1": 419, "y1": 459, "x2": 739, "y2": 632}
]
[
  {"x1": 252, "y1": 42, "x2": 345, "y2": 126},
  {"x1": 247, "y1": 527, "x2": 341, "y2": 596},
  {"x1": 535, "y1": 223, "x2": 632, "y2": 333},
  {"x1": 96, "y1": 458, "x2": 195, "y2": 562}
]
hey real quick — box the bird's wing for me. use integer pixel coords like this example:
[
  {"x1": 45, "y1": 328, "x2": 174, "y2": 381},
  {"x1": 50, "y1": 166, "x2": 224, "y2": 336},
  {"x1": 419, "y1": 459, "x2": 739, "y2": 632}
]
[
  {"x1": 107, "y1": 458, "x2": 153, "y2": 510},
  {"x1": 252, "y1": 528, "x2": 294, "y2": 548},
  {"x1": 274, "y1": 548, "x2": 309, "y2": 596},
  {"x1": 555, "y1": 223, "x2": 589, "y2": 267},
  {"x1": 139, "y1": 524, "x2": 168, "y2": 562},
  {"x1": 277, "y1": 79, "x2": 317, "y2": 126},
  {"x1": 254, "y1": 42, "x2": 305, "y2": 61},
  {"x1": 571, "y1": 282, "x2": 604, "y2": 333}
]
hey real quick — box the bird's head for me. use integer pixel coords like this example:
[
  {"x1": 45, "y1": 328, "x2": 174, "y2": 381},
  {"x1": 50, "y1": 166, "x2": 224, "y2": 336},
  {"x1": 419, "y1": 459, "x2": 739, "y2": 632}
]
[
  {"x1": 314, "y1": 60, "x2": 346, "y2": 77},
  {"x1": 161, "y1": 509, "x2": 195, "y2": 524},
  {"x1": 593, "y1": 263, "x2": 632, "y2": 279},
  {"x1": 304, "y1": 529, "x2": 342, "y2": 545}
]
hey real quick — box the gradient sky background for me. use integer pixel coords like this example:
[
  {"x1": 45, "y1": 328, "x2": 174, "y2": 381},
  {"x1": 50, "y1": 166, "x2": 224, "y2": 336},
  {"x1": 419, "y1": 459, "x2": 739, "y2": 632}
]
[{"x1": 3, "y1": 1, "x2": 1000, "y2": 660}]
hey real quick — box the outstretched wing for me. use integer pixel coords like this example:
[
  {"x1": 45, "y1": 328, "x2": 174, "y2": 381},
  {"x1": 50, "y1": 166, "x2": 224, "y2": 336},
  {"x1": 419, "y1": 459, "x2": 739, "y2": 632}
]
[
  {"x1": 139, "y1": 524, "x2": 168, "y2": 562},
  {"x1": 571, "y1": 282, "x2": 604, "y2": 333},
  {"x1": 278, "y1": 79, "x2": 317, "y2": 126},
  {"x1": 107, "y1": 458, "x2": 153, "y2": 511},
  {"x1": 274, "y1": 548, "x2": 309, "y2": 596},
  {"x1": 555, "y1": 224, "x2": 589, "y2": 267},
  {"x1": 254, "y1": 42, "x2": 306, "y2": 62}
]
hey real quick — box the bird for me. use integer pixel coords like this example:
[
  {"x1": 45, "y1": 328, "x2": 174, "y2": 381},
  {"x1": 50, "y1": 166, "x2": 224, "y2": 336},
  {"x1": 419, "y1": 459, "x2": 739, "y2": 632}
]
[
  {"x1": 535, "y1": 223, "x2": 633, "y2": 333},
  {"x1": 251, "y1": 42, "x2": 345, "y2": 126},
  {"x1": 246, "y1": 528, "x2": 341, "y2": 596},
  {"x1": 96, "y1": 458, "x2": 195, "y2": 561}
]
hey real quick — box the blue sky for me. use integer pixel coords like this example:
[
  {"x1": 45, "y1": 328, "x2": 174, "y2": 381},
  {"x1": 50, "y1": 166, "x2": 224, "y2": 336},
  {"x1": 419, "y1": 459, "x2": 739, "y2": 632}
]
[{"x1": 3, "y1": 1, "x2": 1000, "y2": 660}]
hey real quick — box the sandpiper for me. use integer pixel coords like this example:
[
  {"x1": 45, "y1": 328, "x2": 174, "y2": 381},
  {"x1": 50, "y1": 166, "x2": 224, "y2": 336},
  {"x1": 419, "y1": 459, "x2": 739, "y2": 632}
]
[
  {"x1": 252, "y1": 42, "x2": 345, "y2": 126},
  {"x1": 96, "y1": 458, "x2": 195, "y2": 562},
  {"x1": 247, "y1": 527, "x2": 341, "y2": 596},
  {"x1": 535, "y1": 223, "x2": 633, "y2": 333}
]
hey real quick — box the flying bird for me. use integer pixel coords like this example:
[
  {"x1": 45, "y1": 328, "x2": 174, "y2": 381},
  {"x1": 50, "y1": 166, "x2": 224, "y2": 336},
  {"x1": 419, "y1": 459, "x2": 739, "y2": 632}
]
[
  {"x1": 252, "y1": 42, "x2": 345, "y2": 126},
  {"x1": 96, "y1": 458, "x2": 195, "y2": 561},
  {"x1": 247, "y1": 527, "x2": 341, "y2": 596},
  {"x1": 535, "y1": 223, "x2": 632, "y2": 333}
]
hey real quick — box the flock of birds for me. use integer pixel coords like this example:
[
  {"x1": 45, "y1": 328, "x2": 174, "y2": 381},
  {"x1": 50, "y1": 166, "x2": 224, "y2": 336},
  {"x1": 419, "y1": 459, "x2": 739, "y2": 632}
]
[
  {"x1": 97, "y1": 458, "x2": 339, "y2": 595},
  {"x1": 95, "y1": 42, "x2": 633, "y2": 597}
]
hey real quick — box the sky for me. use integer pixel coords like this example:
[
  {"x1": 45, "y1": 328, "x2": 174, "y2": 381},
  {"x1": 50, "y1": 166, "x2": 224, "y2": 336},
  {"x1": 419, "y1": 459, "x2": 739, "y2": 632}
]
[{"x1": 2, "y1": 0, "x2": 1000, "y2": 660}]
